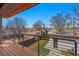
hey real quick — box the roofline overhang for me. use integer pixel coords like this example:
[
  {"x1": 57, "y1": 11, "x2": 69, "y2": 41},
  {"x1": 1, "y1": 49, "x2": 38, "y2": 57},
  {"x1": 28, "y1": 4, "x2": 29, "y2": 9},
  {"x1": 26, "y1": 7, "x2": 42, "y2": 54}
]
[{"x1": 0, "y1": 3, "x2": 39, "y2": 18}]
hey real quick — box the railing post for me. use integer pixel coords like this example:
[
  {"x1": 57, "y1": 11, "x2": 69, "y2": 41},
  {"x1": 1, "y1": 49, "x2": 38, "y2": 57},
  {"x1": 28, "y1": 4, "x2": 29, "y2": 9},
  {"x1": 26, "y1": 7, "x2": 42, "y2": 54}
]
[
  {"x1": 13, "y1": 33, "x2": 15, "y2": 44},
  {"x1": 38, "y1": 36, "x2": 40, "y2": 56},
  {"x1": 22, "y1": 34, "x2": 24, "y2": 48},
  {"x1": 53, "y1": 38, "x2": 58, "y2": 48},
  {"x1": 75, "y1": 41, "x2": 77, "y2": 56}
]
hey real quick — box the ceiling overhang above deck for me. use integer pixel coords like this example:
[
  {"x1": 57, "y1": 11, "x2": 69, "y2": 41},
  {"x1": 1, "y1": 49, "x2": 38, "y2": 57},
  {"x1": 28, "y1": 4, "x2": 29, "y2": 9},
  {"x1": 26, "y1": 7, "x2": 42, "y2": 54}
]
[{"x1": 0, "y1": 3, "x2": 37, "y2": 18}]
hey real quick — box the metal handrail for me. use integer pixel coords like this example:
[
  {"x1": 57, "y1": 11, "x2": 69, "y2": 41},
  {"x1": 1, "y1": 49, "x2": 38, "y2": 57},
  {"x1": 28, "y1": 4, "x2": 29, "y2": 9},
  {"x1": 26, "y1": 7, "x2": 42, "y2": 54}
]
[{"x1": 22, "y1": 34, "x2": 78, "y2": 56}]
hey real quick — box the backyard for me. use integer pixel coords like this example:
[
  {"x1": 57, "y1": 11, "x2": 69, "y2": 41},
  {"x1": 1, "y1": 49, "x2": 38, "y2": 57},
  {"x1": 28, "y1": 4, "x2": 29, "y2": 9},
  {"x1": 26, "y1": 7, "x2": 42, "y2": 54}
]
[{"x1": 27, "y1": 40, "x2": 50, "y2": 56}]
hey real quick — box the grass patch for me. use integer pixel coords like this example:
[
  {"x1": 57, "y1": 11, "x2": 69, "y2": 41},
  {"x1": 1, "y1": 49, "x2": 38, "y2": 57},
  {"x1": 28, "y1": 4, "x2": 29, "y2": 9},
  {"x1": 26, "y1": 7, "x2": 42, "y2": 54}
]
[
  {"x1": 28, "y1": 40, "x2": 50, "y2": 56},
  {"x1": 14, "y1": 38, "x2": 23, "y2": 43}
]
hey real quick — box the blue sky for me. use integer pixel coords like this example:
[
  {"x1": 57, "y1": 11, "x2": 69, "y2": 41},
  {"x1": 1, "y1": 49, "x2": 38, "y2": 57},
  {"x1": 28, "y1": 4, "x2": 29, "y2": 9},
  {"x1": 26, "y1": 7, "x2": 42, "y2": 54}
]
[{"x1": 2, "y1": 3, "x2": 79, "y2": 28}]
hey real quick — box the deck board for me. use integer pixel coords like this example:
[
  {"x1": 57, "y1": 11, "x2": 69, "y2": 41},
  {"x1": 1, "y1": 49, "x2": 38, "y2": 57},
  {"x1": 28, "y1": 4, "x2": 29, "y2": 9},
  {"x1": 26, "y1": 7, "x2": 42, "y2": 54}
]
[{"x1": 0, "y1": 40, "x2": 38, "y2": 56}]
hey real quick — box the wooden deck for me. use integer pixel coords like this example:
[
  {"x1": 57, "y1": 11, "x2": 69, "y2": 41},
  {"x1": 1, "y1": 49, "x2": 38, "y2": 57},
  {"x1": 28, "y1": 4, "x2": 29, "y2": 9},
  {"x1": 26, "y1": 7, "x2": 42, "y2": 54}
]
[{"x1": 0, "y1": 40, "x2": 38, "y2": 56}]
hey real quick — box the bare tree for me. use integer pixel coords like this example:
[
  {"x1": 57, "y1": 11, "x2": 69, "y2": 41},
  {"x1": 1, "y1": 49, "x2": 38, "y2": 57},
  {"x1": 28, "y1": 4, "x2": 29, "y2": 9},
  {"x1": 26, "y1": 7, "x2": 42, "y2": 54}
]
[
  {"x1": 6, "y1": 17, "x2": 27, "y2": 42},
  {"x1": 6, "y1": 20, "x2": 16, "y2": 41},
  {"x1": 33, "y1": 20, "x2": 45, "y2": 31},
  {"x1": 67, "y1": 8, "x2": 79, "y2": 35},
  {"x1": 67, "y1": 19, "x2": 77, "y2": 35},
  {"x1": 73, "y1": 8, "x2": 79, "y2": 26},
  {"x1": 71, "y1": 20, "x2": 77, "y2": 35},
  {"x1": 50, "y1": 13, "x2": 70, "y2": 34},
  {"x1": 74, "y1": 8, "x2": 79, "y2": 18}
]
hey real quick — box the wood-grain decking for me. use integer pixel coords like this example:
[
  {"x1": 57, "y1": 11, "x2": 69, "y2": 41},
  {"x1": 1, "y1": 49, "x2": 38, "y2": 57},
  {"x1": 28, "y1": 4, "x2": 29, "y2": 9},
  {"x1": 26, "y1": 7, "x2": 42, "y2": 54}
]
[{"x1": 0, "y1": 40, "x2": 38, "y2": 56}]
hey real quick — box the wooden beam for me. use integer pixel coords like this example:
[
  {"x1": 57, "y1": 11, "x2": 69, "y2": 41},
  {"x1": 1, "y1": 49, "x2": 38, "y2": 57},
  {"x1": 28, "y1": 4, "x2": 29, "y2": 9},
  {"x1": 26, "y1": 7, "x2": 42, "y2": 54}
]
[
  {"x1": 4, "y1": 3, "x2": 37, "y2": 18},
  {"x1": 0, "y1": 16, "x2": 2, "y2": 44}
]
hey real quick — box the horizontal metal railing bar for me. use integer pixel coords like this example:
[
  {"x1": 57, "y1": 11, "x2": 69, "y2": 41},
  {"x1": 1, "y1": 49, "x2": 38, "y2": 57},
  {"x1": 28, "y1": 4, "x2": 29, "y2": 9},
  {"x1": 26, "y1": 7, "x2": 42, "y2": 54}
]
[
  {"x1": 58, "y1": 40, "x2": 75, "y2": 45},
  {"x1": 23, "y1": 34, "x2": 77, "y2": 42},
  {"x1": 2, "y1": 34, "x2": 79, "y2": 41},
  {"x1": 49, "y1": 34, "x2": 79, "y2": 39},
  {"x1": 23, "y1": 34, "x2": 79, "y2": 38}
]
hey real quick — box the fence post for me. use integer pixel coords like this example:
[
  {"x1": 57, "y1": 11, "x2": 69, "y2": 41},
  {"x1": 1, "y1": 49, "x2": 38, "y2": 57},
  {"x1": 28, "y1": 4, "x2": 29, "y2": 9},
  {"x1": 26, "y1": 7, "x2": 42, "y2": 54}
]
[{"x1": 75, "y1": 41, "x2": 77, "y2": 56}]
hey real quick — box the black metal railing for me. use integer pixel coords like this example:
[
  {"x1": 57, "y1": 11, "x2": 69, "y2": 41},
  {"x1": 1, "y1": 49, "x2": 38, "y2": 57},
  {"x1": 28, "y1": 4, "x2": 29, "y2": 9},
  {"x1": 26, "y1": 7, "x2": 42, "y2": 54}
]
[
  {"x1": 51, "y1": 37, "x2": 77, "y2": 56},
  {"x1": 21, "y1": 34, "x2": 78, "y2": 56},
  {"x1": 2, "y1": 34, "x2": 78, "y2": 56}
]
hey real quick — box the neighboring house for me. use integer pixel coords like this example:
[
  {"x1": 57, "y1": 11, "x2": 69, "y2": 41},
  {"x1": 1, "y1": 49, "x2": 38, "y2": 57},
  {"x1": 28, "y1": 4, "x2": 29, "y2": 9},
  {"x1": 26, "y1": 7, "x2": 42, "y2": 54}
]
[
  {"x1": 49, "y1": 28, "x2": 79, "y2": 36},
  {"x1": 26, "y1": 28, "x2": 39, "y2": 35},
  {"x1": 1, "y1": 28, "x2": 14, "y2": 36},
  {"x1": 3, "y1": 30, "x2": 14, "y2": 36}
]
